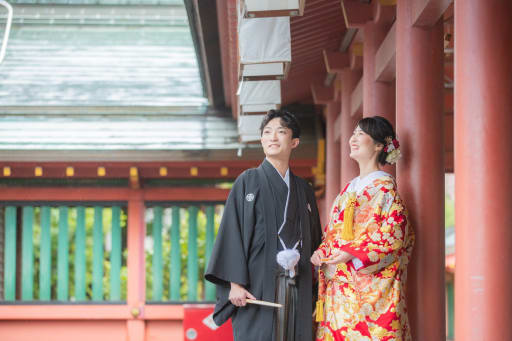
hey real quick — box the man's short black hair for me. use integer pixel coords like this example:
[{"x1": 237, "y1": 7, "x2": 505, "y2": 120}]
[{"x1": 259, "y1": 109, "x2": 301, "y2": 139}]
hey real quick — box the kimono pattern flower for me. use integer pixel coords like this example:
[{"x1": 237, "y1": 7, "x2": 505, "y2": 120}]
[{"x1": 316, "y1": 172, "x2": 414, "y2": 341}]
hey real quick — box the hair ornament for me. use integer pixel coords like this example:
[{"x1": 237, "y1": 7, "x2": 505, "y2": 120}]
[{"x1": 384, "y1": 136, "x2": 401, "y2": 164}]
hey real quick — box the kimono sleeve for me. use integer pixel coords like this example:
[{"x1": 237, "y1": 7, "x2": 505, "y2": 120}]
[
  {"x1": 315, "y1": 182, "x2": 351, "y2": 257},
  {"x1": 205, "y1": 174, "x2": 251, "y2": 286},
  {"x1": 340, "y1": 183, "x2": 411, "y2": 274},
  {"x1": 204, "y1": 173, "x2": 252, "y2": 325}
]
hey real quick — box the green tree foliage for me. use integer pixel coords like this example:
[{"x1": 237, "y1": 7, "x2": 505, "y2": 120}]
[{"x1": 445, "y1": 195, "x2": 455, "y2": 228}]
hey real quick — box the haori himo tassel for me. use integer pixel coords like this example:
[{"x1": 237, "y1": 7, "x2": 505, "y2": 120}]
[
  {"x1": 341, "y1": 192, "x2": 356, "y2": 240},
  {"x1": 276, "y1": 248, "x2": 300, "y2": 278},
  {"x1": 315, "y1": 299, "x2": 324, "y2": 322}
]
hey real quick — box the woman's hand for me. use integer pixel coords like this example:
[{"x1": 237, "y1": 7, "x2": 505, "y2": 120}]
[
  {"x1": 310, "y1": 249, "x2": 325, "y2": 266},
  {"x1": 229, "y1": 282, "x2": 256, "y2": 307},
  {"x1": 323, "y1": 249, "x2": 353, "y2": 265}
]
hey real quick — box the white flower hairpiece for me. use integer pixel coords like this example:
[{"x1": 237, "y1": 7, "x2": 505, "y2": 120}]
[{"x1": 384, "y1": 136, "x2": 402, "y2": 164}]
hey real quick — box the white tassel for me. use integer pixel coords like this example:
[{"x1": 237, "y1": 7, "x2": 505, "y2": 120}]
[{"x1": 276, "y1": 249, "x2": 300, "y2": 278}]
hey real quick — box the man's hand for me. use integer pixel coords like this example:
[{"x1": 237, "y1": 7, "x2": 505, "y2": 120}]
[
  {"x1": 229, "y1": 282, "x2": 256, "y2": 307},
  {"x1": 323, "y1": 249, "x2": 353, "y2": 265},
  {"x1": 310, "y1": 249, "x2": 325, "y2": 266}
]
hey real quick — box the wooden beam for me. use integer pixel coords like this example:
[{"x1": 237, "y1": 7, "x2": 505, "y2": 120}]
[
  {"x1": 349, "y1": 42, "x2": 363, "y2": 71},
  {"x1": 350, "y1": 77, "x2": 364, "y2": 116},
  {"x1": 0, "y1": 305, "x2": 133, "y2": 320},
  {"x1": 311, "y1": 83, "x2": 335, "y2": 105},
  {"x1": 0, "y1": 187, "x2": 131, "y2": 201},
  {"x1": 323, "y1": 50, "x2": 350, "y2": 74},
  {"x1": 245, "y1": 9, "x2": 302, "y2": 18},
  {"x1": 412, "y1": 0, "x2": 453, "y2": 27},
  {"x1": 334, "y1": 113, "x2": 342, "y2": 142},
  {"x1": 144, "y1": 187, "x2": 230, "y2": 202},
  {"x1": 375, "y1": 21, "x2": 396, "y2": 82},
  {"x1": 0, "y1": 187, "x2": 230, "y2": 202},
  {"x1": 341, "y1": 0, "x2": 373, "y2": 28},
  {"x1": 189, "y1": 0, "x2": 225, "y2": 108},
  {"x1": 334, "y1": 76, "x2": 342, "y2": 101},
  {"x1": 243, "y1": 0, "x2": 306, "y2": 17},
  {"x1": 374, "y1": 0, "x2": 397, "y2": 25},
  {"x1": 129, "y1": 166, "x2": 139, "y2": 189},
  {"x1": 0, "y1": 304, "x2": 184, "y2": 321},
  {"x1": 0, "y1": 160, "x2": 316, "y2": 181},
  {"x1": 216, "y1": 0, "x2": 233, "y2": 109}
]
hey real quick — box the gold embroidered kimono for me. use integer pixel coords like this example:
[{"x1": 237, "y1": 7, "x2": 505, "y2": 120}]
[{"x1": 315, "y1": 171, "x2": 414, "y2": 341}]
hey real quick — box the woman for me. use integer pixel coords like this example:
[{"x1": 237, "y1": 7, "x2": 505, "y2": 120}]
[{"x1": 311, "y1": 116, "x2": 414, "y2": 341}]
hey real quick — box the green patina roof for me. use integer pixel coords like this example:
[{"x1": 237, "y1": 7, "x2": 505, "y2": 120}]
[
  {"x1": 6, "y1": 0, "x2": 184, "y2": 7},
  {"x1": 0, "y1": 0, "x2": 206, "y2": 106},
  {"x1": 0, "y1": 113, "x2": 242, "y2": 150},
  {"x1": 0, "y1": 0, "x2": 242, "y2": 155}
]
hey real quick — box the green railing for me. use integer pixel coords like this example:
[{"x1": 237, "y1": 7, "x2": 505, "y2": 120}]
[
  {"x1": 144, "y1": 204, "x2": 221, "y2": 302},
  {"x1": 446, "y1": 281, "x2": 454, "y2": 339},
  {"x1": 1, "y1": 204, "x2": 128, "y2": 302},
  {"x1": 0, "y1": 203, "x2": 222, "y2": 303}
]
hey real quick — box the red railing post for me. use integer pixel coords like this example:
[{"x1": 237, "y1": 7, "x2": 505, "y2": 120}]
[{"x1": 127, "y1": 190, "x2": 146, "y2": 341}]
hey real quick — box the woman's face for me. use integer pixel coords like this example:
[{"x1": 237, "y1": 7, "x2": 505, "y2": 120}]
[{"x1": 349, "y1": 125, "x2": 383, "y2": 163}]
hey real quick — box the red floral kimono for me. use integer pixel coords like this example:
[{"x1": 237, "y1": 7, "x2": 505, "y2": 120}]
[{"x1": 315, "y1": 171, "x2": 414, "y2": 341}]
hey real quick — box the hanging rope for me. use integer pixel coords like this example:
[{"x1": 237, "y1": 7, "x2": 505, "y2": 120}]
[{"x1": 0, "y1": 0, "x2": 13, "y2": 64}]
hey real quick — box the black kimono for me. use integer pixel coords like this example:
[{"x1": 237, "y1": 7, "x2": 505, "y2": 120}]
[{"x1": 205, "y1": 159, "x2": 322, "y2": 341}]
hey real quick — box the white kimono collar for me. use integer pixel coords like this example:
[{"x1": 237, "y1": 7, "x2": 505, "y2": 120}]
[{"x1": 347, "y1": 170, "x2": 391, "y2": 194}]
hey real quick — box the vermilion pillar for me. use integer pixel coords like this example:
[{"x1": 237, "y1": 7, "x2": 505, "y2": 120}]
[
  {"x1": 127, "y1": 194, "x2": 146, "y2": 341},
  {"x1": 325, "y1": 101, "x2": 341, "y2": 209},
  {"x1": 396, "y1": 0, "x2": 445, "y2": 340},
  {"x1": 363, "y1": 19, "x2": 396, "y2": 176},
  {"x1": 362, "y1": 4, "x2": 396, "y2": 176},
  {"x1": 363, "y1": 23, "x2": 395, "y2": 121},
  {"x1": 340, "y1": 69, "x2": 360, "y2": 187},
  {"x1": 455, "y1": 1, "x2": 512, "y2": 340}
]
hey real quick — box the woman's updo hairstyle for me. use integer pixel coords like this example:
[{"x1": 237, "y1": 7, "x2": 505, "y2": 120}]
[{"x1": 357, "y1": 116, "x2": 396, "y2": 165}]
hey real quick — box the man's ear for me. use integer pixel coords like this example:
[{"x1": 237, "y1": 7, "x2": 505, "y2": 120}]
[{"x1": 291, "y1": 138, "x2": 300, "y2": 149}]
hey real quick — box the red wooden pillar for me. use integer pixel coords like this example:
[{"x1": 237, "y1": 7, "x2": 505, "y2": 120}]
[
  {"x1": 363, "y1": 18, "x2": 395, "y2": 121},
  {"x1": 127, "y1": 192, "x2": 146, "y2": 341},
  {"x1": 363, "y1": 5, "x2": 396, "y2": 176},
  {"x1": 455, "y1": 1, "x2": 512, "y2": 340},
  {"x1": 340, "y1": 69, "x2": 360, "y2": 187},
  {"x1": 396, "y1": 0, "x2": 445, "y2": 340},
  {"x1": 325, "y1": 101, "x2": 341, "y2": 209}
]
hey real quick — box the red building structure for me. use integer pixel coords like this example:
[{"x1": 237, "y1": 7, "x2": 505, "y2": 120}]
[{"x1": 0, "y1": 0, "x2": 511, "y2": 340}]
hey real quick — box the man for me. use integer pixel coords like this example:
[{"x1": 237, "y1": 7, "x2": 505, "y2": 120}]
[{"x1": 205, "y1": 110, "x2": 322, "y2": 341}]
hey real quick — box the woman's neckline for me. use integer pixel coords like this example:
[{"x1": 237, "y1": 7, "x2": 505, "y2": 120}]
[{"x1": 357, "y1": 169, "x2": 390, "y2": 182}]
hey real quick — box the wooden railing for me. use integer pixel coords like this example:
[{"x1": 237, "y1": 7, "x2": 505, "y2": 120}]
[
  {"x1": 145, "y1": 204, "x2": 220, "y2": 303},
  {"x1": 1, "y1": 202, "x2": 222, "y2": 303},
  {"x1": 2, "y1": 204, "x2": 127, "y2": 302}
]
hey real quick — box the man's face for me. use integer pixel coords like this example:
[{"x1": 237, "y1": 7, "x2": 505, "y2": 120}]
[{"x1": 260, "y1": 117, "x2": 299, "y2": 159}]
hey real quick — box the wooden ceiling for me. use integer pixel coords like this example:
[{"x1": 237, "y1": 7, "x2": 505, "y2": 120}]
[
  {"x1": 282, "y1": 0, "x2": 347, "y2": 104},
  {"x1": 214, "y1": 0, "x2": 455, "y2": 170}
]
